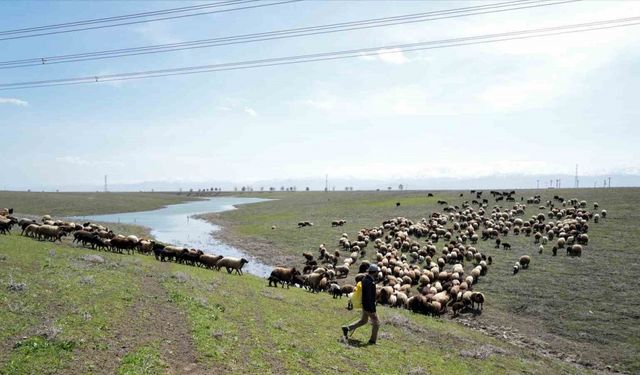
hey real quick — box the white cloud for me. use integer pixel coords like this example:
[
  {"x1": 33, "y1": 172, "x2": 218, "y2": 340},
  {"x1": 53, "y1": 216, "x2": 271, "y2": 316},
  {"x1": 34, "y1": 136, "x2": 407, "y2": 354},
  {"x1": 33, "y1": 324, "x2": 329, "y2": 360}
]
[
  {"x1": 244, "y1": 107, "x2": 258, "y2": 117},
  {"x1": 377, "y1": 48, "x2": 409, "y2": 64},
  {"x1": 0, "y1": 97, "x2": 28, "y2": 106},
  {"x1": 298, "y1": 85, "x2": 460, "y2": 117},
  {"x1": 358, "y1": 48, "x2": 409, "y2": 64}
]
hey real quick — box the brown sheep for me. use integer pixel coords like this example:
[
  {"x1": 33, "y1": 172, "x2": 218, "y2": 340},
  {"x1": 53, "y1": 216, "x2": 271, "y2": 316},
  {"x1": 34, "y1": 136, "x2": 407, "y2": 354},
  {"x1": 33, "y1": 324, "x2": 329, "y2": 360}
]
[
  {"x1": 471, "y1": 292, "x2": 485, "y2": 310},
  {"x1": 269, "y1": 267, "x2": 300, "y2": 288},
  {"x1": 567, "y1": 244, "x2": 582, "y2": 257},
  {"x1": 215, "y1": 257, "x2": 249, "y2": 275}
]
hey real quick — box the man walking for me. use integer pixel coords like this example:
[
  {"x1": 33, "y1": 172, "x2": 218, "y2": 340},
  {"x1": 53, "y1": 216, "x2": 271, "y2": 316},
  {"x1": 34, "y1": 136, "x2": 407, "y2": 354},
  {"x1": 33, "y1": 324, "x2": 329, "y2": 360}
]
[{"x1": 342, "y1": 264, "x2": 380, "y2": 345}]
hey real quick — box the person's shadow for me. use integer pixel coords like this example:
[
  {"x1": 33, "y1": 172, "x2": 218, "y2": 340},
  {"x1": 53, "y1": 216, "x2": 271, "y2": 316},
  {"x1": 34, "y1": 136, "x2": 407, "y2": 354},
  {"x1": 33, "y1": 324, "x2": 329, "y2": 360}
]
[{"x1": 340, "y1": 337, "x2": 374, "y2": 347}]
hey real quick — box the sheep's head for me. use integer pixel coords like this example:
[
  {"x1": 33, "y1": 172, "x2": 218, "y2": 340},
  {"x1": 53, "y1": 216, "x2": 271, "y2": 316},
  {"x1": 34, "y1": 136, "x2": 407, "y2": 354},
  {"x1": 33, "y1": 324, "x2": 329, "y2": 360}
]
[{"x1": 240, "y1": 258, "x2": 249, "y2": 265}]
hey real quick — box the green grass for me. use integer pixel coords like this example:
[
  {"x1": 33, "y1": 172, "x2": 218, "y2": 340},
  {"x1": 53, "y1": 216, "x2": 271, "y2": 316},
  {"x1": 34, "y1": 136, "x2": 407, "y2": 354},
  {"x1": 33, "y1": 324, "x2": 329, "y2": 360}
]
[
  {"x1": 118, "y1": 344, "x2": 166, "y2": 375},
  {"x1": 212, "y1": 188, "x2": 640, "y2": 373},
  {"x1": 0, "y1": 231, "x2": 582, "y2": 374},
  {"x1": 162, "y1": 259, "x2": 579, "y2": 375},
  {"x1": 0, "y1": 234, "x2": 141, "y2": 374},
  {"x1": 0, "y1": 191, "x2": 197, "y2": 216}
]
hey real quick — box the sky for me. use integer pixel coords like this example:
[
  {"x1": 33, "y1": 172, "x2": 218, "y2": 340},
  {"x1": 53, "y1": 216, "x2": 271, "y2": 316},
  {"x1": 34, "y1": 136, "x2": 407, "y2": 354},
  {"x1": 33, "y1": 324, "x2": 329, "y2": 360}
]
[{"x1": 1, "y1": 0, "x2": 639, "y2": 190}]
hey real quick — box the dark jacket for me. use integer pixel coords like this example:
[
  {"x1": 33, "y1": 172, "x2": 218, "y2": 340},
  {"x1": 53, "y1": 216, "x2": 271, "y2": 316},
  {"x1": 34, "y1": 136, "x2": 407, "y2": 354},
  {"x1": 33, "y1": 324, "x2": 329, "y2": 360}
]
[{"x1": 361, "y1": 274, "x2": 377, "y2": 313}]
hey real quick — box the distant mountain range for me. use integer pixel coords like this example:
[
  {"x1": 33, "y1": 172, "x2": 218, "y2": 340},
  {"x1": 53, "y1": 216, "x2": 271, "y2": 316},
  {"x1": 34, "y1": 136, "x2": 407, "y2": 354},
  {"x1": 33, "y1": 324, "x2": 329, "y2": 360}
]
[{"x1": 4, "y1": 173, "x2": 639, "y2": 192}]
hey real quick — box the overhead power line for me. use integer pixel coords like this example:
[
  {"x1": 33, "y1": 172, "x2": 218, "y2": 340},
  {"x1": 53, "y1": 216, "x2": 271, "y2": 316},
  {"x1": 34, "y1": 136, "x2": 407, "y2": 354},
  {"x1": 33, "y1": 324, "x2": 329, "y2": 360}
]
[
  {"x1": 0, "y1": 0, "x2": 580, "y2": 69},
  {"x1": 2, "y1": 16, "x2": 638, "y2": 90},
  {"x1": 0, "y1": 0, "x2": 247, "y2": 35},
  {"x1": 0, "y1": 0, "x2": 300, "y2": 42}
]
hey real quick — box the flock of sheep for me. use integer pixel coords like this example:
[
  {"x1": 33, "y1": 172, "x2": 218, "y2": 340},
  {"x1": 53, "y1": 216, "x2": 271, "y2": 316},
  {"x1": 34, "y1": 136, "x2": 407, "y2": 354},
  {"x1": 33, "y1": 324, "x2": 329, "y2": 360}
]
[
  {"x1": 267, "y1": 191, "x2": 605, "y2": 318},
  {"x1": 0, "y1": 211, "x2": 250, "y2": 276},
  {"x1": 1, "y1": 190, "x2": 606, "y2": 319}
]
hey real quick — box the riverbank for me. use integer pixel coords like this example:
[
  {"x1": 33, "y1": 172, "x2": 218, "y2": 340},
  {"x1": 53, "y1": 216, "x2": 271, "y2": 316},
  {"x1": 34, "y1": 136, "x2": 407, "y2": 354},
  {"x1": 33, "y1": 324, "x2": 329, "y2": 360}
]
[
  {"x1": 196, "y1": 212, "x2": 296, "y2": 268},
  {"x1": 80, "y1": 196, "x2": 274, "y2": 276}
]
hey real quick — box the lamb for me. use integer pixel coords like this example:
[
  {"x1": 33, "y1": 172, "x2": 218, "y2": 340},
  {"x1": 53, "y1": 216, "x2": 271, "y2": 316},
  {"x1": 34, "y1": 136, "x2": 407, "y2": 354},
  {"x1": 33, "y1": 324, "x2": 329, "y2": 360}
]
[
  {"x1": 328, "y1": 283, "x2": 343, "y2": 298},
  {"x1": 601, "y1": 209, "x2": 607, "y2": 218},
  {"x1": 215, "y1": 257, "x2": 249, "y2": 275},
  {"x1": 269, "y1": 267, "x2": 300, "y2": 288},
  {"x1": 519, "y1": 255, "x2": 531, "y2": 269},
  {"x1": 538, "y1": 245, "x2": 544, "y2": 254},
  {"x1": 552, "y1": 246, "x2": 558, "y2": 256},
  {"x1": 502, "y1": 242, "x2": 511, "y2": 250},
  {"x1": 335, "y1": 265, "x2": 349, "y2": 278},
  {"x1": 513, "y1": 263, "x2": 520, "y2": 275}
]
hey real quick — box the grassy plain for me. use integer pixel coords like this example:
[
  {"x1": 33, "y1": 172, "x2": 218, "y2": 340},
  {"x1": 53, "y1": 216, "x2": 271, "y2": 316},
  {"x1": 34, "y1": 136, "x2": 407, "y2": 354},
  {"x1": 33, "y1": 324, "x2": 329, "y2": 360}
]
[
  {"x1": 0, "y1": 232, "x2": 582, "y2": 374},
  {"x1": 205, "y1": 188, "x2": 640, "y2": 373},
  {"x1": 0, "y1": 191, "x2": 197, "y2": 216}
]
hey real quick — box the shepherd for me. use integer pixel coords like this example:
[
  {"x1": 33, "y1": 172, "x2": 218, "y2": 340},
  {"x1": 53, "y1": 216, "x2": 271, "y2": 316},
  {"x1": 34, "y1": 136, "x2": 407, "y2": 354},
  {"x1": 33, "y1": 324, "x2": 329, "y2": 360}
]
[{"x1": 342, "y1": 264, "x2": 380, "y2": 345}]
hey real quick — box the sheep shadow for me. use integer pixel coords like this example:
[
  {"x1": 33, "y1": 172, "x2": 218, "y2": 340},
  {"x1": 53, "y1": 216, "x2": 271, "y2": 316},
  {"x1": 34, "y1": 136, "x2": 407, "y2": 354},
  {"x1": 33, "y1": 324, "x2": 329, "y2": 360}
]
[{"x1": 450, "y1": 306, "x2": 483, "y2": 319}]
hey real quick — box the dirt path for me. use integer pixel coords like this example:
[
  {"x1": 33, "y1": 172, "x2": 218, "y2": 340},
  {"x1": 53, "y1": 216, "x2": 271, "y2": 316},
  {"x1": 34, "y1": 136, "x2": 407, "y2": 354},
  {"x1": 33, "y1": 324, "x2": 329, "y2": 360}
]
[{"x1": 69, "y1": 263, "x2": 209, "y2": 375}]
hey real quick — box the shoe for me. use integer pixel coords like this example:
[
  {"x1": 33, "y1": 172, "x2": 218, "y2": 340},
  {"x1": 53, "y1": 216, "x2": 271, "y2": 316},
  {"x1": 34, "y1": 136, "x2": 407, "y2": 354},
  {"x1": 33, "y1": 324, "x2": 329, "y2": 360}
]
[
  {"x1": 368, "y1": 340, "x2": 376, "y2": 345},
  {"x1": 342, "y1": 327, "x2": 349, "y2": 339}
]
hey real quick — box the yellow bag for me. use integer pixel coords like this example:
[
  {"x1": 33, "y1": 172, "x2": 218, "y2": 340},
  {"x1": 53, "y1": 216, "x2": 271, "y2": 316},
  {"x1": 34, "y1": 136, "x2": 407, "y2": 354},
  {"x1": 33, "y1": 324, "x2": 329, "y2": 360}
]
[{"x1": 350, "y1": 281, "x2": 363, "y2": 310}]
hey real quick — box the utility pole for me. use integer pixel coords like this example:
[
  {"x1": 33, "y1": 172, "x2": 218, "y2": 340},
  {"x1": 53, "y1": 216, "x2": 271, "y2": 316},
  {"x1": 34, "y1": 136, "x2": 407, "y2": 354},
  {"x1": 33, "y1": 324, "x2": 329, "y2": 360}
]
[
  {"x1": 575, "y1": 164, "x2": 579, "y2": 188},
  {"x1": 104, "y1": 175, "x2": 108, "y2": 192},
  {"x1": 608, "y1": 177, "x2": 611, "y2": 188},
  {"x1": 325, "y1": 174, "x2": 328, "y2": 192},
  {"x1": 537, "y1": 180, "x2": 540, "y2": 189}
]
